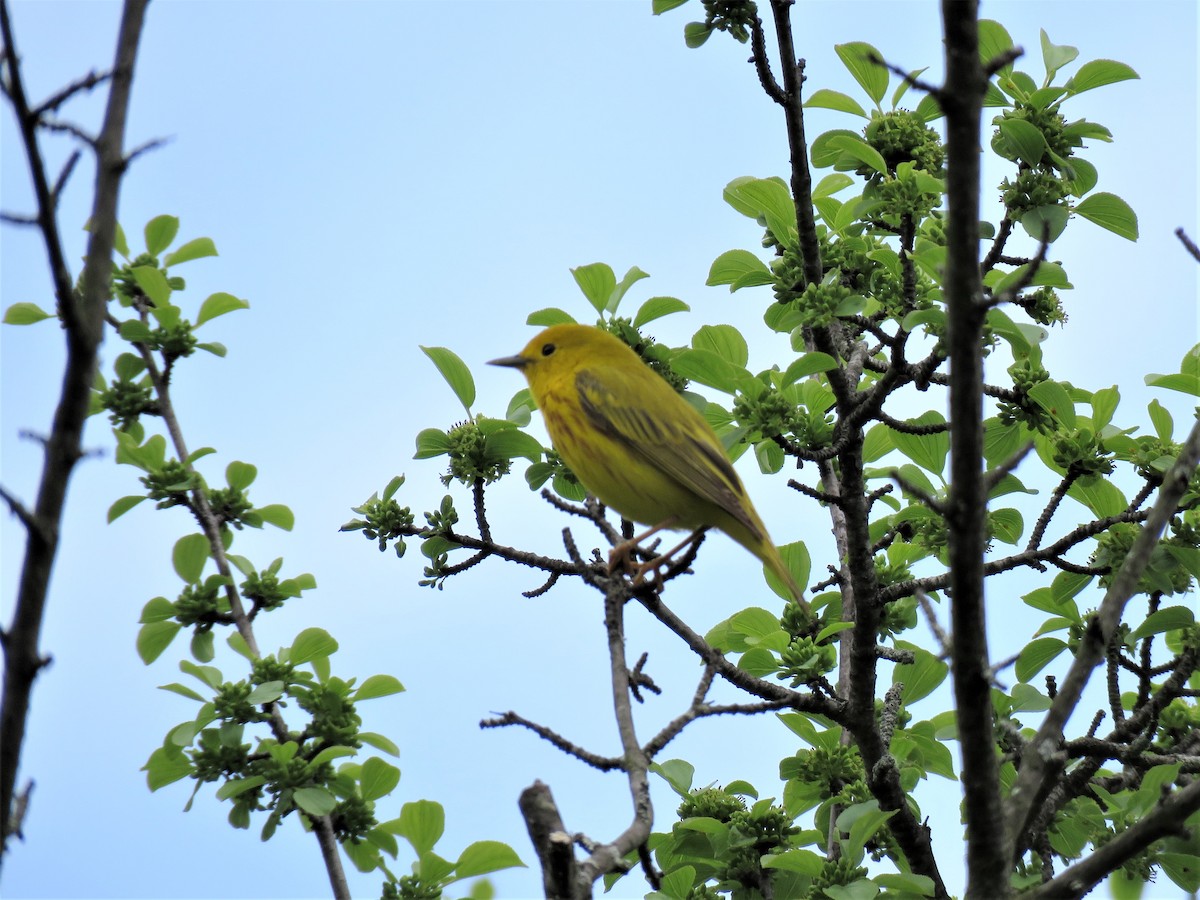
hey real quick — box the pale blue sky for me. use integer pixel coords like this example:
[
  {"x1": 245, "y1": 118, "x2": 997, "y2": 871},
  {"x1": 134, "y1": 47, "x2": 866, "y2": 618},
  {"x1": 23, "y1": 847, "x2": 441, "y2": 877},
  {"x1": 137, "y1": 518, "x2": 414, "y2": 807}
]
[{"x1": 2, "y1": 2, "x2": 1197, "y2": 898}]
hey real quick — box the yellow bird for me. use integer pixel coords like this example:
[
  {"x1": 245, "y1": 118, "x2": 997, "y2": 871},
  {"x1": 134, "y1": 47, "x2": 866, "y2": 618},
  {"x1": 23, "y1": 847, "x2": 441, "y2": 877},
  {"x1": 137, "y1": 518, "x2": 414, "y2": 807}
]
[{"x1": 490, "y1": 323, "x2": 806, "y2": 606}]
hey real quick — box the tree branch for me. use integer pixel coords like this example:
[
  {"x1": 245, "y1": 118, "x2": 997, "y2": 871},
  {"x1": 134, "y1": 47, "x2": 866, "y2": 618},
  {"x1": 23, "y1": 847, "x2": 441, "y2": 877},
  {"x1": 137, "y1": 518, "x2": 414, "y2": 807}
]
[{"x1": 0, "y1": 0, "x2": 148, "y2": 862}]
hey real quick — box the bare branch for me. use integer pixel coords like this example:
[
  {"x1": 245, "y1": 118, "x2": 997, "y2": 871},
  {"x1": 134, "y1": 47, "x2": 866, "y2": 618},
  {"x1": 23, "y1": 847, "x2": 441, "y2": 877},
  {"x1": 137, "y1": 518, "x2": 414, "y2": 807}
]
[{"x1": 30, "y1": 68, "x2": 111, "y2": 117}]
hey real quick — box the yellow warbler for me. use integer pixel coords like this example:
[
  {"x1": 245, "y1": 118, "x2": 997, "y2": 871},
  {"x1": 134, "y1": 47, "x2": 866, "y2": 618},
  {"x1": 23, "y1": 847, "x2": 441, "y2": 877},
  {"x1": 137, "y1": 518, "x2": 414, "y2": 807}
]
[{"x1": 490, "y1": 323, "x2": 805, "y2": 605}]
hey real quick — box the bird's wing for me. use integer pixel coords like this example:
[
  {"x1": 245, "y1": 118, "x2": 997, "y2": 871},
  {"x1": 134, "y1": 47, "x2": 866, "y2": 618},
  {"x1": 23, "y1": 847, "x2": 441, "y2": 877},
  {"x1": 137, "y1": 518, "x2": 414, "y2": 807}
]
[{"x1": 575, "y1": 367, "x2": 762, "y2": 539}]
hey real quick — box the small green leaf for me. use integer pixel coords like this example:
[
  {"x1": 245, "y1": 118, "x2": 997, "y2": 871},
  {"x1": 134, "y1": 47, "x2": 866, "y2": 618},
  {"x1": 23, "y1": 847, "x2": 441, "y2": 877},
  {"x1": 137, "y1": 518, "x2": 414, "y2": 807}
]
[
  {"x1": 1067, "y1": 59, "x2": 1139, "y2": 95},
  {"x1": 360, "y1": 757, "x2": 401, "y2": 802},
  {"x1": 977, "y1": 20, "x2": 1016, "y2": 72},
  {"x1": 893, "y1": 646, "x2": 948, "y2": 704},
  {"x1": 671, "y1": 349, "x2": 744, "y2": 394},
  {"x1": 143, "y1": 745, "x2": 193, "y2": 791},
  {"x1": 1028, "y1": 381, "x2": 1077, "y2": 428},
  {"x1": 108, "y1": 494, "x2": 147, "y2": 522},
  {"x1": 226, "y1": 461, "x2": 257, "y2": 491},
  {"x1": 454, "y1": 841, "x2": 527, "y2": 879},
  {"x1": 195, "y1": 292, "x2": 249, "y2": 327},
  {"x1": 998, "y1": 118, "x2": 1048, "y2": 166},
  {"x1": 290, "y1": 627, "x2": 339, "y2": 665},
  {"x1": 781, "y1": 352, "x2": 837, "y2": 386},
  {"x1": 683, "y1": 21, "x2": 711, "y2": 48},
  {"x1": 692, "y1": 324, "x2": 748, "y2": 367},
  {"x1": 812, "y1": 173, "x2": 854, "y2": 199},
  {"x1": 197, "y1": 342, "x2": 226, "y2": 357},
  {"x1": 354, "y1": 674, "x2": 406, "y2": 701},
  {"x1": 144, "y1": 215, "x2": 180, "y2": 256},
  {"x1": 255, "y1": 504, "x2": 295, "y2": 531},
  {"x1": 633, "y1": 296, "x2": 690, "y2": 327},
  {"x1": 608, "y1": 265, "x2": 650, "y2": 313},
  {"x1": 359, "y1": 732, "x2": 401, "y2": 756},
  {"x1": 137, "y1": 621, "x2": 182, "y2": 664},
  {"x1": 804, "y1": 89, "x2": 868, "y2": 118},
  {"x1": 393, "y1": 799, "x2": 445, "y2": 857},
  {"x1": 834, "y1": 42, "x2": 888, "y2": 106},
  {"x1": 293, "y1": 787, "x2": 338, "y2": 817},
  {"x1": 889, "y1": 411, "x2": 949, "y2": 475},
  {"x1": 164, "y1": 237, "x2": 218, "y2": 267},
  {"x1": 172, "y1": 534, "x2": 210, "y2": 583},
  {"x1": 990, "y1": 507, "x2": 1024, "y2": 544},
  {"x1": 485, "y1": 428, "x2": 543, "y2": 463},
  {"x1": 1074, "y1": 192, "x2": 1138, "y2": 240},
  {"x1": 1129, "y1": 607, "x2": 1195, "y2": 642},
  {"x1": 1016, "y1": 637, "x2": 1069, "y2": 681},
  {"x1": 1148, "y1": 399, "x2": 1173, "y2": 441},
  {"x1": 652, "y1": 0, "x2": 689, "y2": 12},
  {"x1": 651, "y1": 759, "x2": 695, "y2": 796},
  {"x1": 420, "y1": 346, "x2": 476, "y2": 413},
  {"x1": 825, "y1": 134, "x2": 888, "y2": 174},
  {"x1": 1039, "y1": 30, "x2": 1078, "y2": 85},
  {"x1": 3, "y1": 302, "x2": 54, "y2": 325},
  {"x1": 526, "y1": 307, "x2": 576, "y2": 327},
  {"x1": 415, "y1": 428, "x2": 453, "y2": 459},
  {"x1": 707, "y1": 250, "x2": 771, "y2": 290},
  {"x1": 570, "y1": 262, "x2": 617, "y2": 314},
  {"x1": 131, "y1": 266, "x2": 172, "y2": 307},
  {"x1": 246, "y1": 680, "x2": 284, "y2": 704}
]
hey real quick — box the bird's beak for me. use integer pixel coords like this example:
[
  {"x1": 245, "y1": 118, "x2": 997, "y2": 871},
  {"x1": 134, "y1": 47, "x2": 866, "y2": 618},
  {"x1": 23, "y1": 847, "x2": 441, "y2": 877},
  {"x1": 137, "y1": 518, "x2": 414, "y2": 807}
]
[{"x1": 488, "y1": 354, "x2": 529, "y2": 369}]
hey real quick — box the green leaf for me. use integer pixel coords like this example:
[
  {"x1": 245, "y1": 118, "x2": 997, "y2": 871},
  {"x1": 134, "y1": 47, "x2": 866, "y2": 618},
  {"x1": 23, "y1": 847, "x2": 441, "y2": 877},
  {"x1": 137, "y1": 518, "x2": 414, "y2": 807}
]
[
  {"x1": 862, "y1": 424, "x2": 893, "y2": 462},
  {"x1": 608, "y1": 265, "x2": 650, "y2": 313},
  {"x1": 683, "y1": 21, "x2": 710, "y2": 48},
  {"x1": 290, "y1": 627, "x2": 339, "y2": 665},
  {"x1": 804, "y1": 88, "x2": 868, "y2": 117},
  {"x1": 633, "y1": 296, "x2": 690, "y2": 327},
  {"x1": 453, "y1": 841, "x2": 526, "y2": 880},
  {"x1": 393, "y1": 799, "x2": 445, "y2": 857},
  {"x1": 144, "y1": 215, "x2": 180, "y2": 256},
  {"x1": 359, "y1": 732, "x2": 401, "y2": 756},
  {"x1": 651, "y1": 759, "x2": 695, "y2": 796},
  {"x1": 766, "y1": 541, "x2": 810, "y2": 600},
  {"x1": 570, "y1": 262, "x2": 616, "y2": 314},
  {"x1": 172, "y1": 533, "x2": 210, "y2": 583},
  {"x1": 420, "y1": 346, "x2": 476, "y2": 413},
  {"x1": 723, "y1": 177, "x2": 796, "y2": 248},
  {"x1": 195, "y1": 292, "x2": 249, "y2": 327},
  {"x1": 1039, "y1": 30, "x2": 1078, "y2": 85},
  {"x1": 977, "y1": 20, "x2": 1016, "y2": 72},
  {"x1": 1017, "y1": 205, "x2": 1069, "y2": 242},
  {"x1": 990, "y1": 508, "x2": 1023, "y2": 544},
  {"x1": 255, "y1": 504, "x2": 295, "y2": 531},
  {"x1": 163, "y1": 237, "x2": 218, "y2": 267},
  {"x1": 197, "y1": 342, "x2": 226, "y2": 357},
  {"x1": 1129, "y1": 607, "x2": 1196, "y2": 642},
  {"x1": 1027, "y1": 381, "x2": 1076, "y2": 428},
  {"x1": 131, "y1": 266, "x2": 172, "y2": 307},
  {"x1": 246, "y1": 680, "x2": 283, "y2": 704},
  {"x1": 226, "y1": 460, "x2": 257, "y2": 491},
  {"x1": 3, "y1": 302, "x2": 54, "y2": 325},
  {"x1": 652, "y1": 0, "x2": 689, "y2": 12},
  {"x1": 671, "y1": 348, "x2": 744, "y2": 394},
  {"x1": 825, "y1": 134, "x2": 888, "y2": 175},
  {"x1": 415, "y1": 428, "x2": 453, "y2": 459},
  {"x1": 1067, "y1": 475, "x2": 1126, "y2": 518},
  {"x1": 1016, "y1": 637, "x2": 1069, "y2": 682},
  {"x1": 889, "y1": 411, "x2": 949, "y2": 475},
  {"x1": 1067, "y1": 59, "x2": 1139, "y2": 95},
  {"x1": 354, "y1": 674, "x2": 406, "y2": 701},
  {"x1": 137, "y1": 621, "x2": 182, "y2": 664},
  {"x1": 893, "y1": 647, "x2": 948, "y2": 704},
  {"x1": 485, "y1": 428, "x2": 543, "y2": 463},
  {"x1": 360, "y1": 757, "x2": 401, "y2": 802},
  {"x1": 781, "y1": 352, "x2": 837, "y2": 386},
  {"x1": 107, "y1": 494, "x2": 147, "y2": 522},
  {"x1": 293, "y1": 786, "x2": 337, "y2": 817},
  {"x1": 813, "y1": 173, "x2": 854, "y2": 199},
  {"x1": 1148, "y1": 399, "x2": 1173, "y2": 441},
  {"x1": 1091, "y1": 386, "x2": 1119, "y2": 431},
  {"x1": 834, "y1": 42, "x2": 887, "y2": 106},
  {"x1": 997, "y1": 118, "x2": 1047, "y2": 166},
  {"x1": 692, "y1": 324, "x2": 748, "y2": 367},
  {"x1": 707, "y1": 250, "x2": 771, "y2": 290},
  {"x1": 158, "y1": 682, "x2": 206, "y2": 702},
  {"x1": 1074, "y1": 192, "x2": 1138, "y2": 241},
  {"x1": 191, "y1": 629, "x2": 215, "y2": 663},
  {"x1": 143, "y1": 745, "x2": 193, "y2": 791},
  {"x1": 526, "y1": 307, "x2": 576, "y2": 327}
]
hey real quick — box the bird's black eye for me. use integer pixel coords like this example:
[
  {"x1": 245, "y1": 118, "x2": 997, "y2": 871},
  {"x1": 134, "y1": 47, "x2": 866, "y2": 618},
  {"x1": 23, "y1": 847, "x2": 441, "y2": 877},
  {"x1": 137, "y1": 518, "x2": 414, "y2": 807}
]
[{"x1": 541, "y1": 343, "x2": 556, "y2": 357}]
